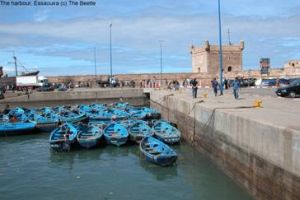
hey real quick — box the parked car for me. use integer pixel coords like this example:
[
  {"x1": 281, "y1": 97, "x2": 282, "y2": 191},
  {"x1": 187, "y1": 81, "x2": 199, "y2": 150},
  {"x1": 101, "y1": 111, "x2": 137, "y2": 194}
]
[
  {"x1": 275, "y1": 79, "x2": 300, "y2": 98},
  {"x1": 261, "y1": 79, "x2": 277, "y2": 87},
  {"x1": 37, "y1": 84, "x2": 55, "y2": 92},
  {"x1": 278, "y1": 78, "x2": 289, "y2": 87},
  {"x1": 57, "y1": 84, "x2": 68, "y2": 91}
]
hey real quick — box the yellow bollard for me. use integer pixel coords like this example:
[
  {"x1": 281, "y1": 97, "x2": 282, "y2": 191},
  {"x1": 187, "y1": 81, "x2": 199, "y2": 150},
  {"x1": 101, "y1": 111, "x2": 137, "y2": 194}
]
[{"x1": 253, "y1": 99, "x2": 262, "y2": 108}]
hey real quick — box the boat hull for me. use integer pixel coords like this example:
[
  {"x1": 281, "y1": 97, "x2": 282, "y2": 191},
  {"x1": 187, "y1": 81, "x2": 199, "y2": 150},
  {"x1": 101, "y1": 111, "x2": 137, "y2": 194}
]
[
  {"x1": 104, "y1": 123, "x2": 128, "y2": 147},
  {"x1": 35, "y1": 122, "x2": 59, "y2": 132},
  {"x1": 140, "y1": 136, "x2": 177, "y2": 166},
  {"x1": 104, "y1": 135, "x2": 127, "y2": 147},
  {"x1": 49, "y1": 123, "x2": 78, "y2": 151},
  {"x1": 0, "y1": 122, "x2": 36, "y2": 136},
  {"x1": 50, "y1": 141, "x2": 71, "y2": 152},
  {"x1": 152, "y1": 121, "x2": 181, "y2": 144},
  {"x1": 78, "y1": 139, "x2": 99, "y2": 149},
  {"x1": 77, "y1": 125, "x2": 103, "y2": 149}
]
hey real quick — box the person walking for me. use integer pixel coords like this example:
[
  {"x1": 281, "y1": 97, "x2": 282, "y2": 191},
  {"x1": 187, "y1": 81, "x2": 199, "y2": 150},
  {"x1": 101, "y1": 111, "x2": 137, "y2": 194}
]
[
  {"x1": 211, "y1": 78, "x2": 219, "y2": 96},
  {"x1": 224, "y1": 78, "x2": 228, "y2": 89},
  {"x1": 190, "y1": 78, "x2": 198, "y2": 98},
  {"x1": 232, "y1": 77, "x2": 240, "y2": 99}
]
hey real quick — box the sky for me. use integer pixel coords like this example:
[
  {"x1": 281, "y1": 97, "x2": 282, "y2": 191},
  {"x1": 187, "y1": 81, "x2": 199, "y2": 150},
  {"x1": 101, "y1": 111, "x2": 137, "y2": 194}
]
[{"x1": 0, "y1": 0, "x2": 299, "y2": 76}]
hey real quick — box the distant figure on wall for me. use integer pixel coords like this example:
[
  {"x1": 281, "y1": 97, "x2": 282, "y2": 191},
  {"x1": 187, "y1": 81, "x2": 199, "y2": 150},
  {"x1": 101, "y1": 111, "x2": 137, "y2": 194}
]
[
  {"x1": 211, "y1": 78, "x2": 219, "y2": 96},
  {"x1": 224, "y1": 78, "x2": 229, "y2": 90},
  {"x1": 190, "y1": 78, "x2": 198, "y2": 98},
  {"x1": 232, "y1": 77, "x2": 240, "y2": 99}
]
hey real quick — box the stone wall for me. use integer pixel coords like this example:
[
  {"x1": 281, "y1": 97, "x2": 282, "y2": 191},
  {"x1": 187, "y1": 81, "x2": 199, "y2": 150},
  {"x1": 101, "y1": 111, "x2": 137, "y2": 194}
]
[
  {"x1": 150, "y1": 91, "x2": 300, "y2": 200},
  {"x1": 47, "y1": 67, "x2": 300, "y2": 89},
  {"x1": 0, "y1": 88, "x2": 148, "y2": 109}
]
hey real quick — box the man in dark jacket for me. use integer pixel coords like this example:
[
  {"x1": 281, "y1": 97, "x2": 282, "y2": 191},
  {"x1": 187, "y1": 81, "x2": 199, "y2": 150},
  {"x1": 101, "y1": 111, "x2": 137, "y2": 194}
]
[
  {"x1": 190, "y1": 78, "x2": 198, "y2": 98},
  {"x1": 211, "y1": 78, "x2": 219, "y2": 96}
]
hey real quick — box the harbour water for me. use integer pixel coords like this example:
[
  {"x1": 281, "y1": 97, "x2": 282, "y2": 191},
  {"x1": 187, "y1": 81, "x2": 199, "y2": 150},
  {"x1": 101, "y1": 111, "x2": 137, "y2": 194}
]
[{"x1": 0, "y1": 134, "x2": 253, "y2": 200}]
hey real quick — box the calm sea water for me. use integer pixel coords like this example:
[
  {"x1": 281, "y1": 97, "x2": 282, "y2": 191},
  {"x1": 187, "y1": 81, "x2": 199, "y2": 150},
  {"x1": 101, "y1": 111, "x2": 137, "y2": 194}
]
[{"x1": 0, "y1": 134, "x2": 253, "y2": 200}]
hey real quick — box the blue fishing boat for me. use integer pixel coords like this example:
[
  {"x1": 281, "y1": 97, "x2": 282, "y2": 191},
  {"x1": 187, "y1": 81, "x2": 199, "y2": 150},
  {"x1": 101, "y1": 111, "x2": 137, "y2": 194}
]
[
  {"x1": 36, "y1": 107, "x2": 54, "y2": 115},
  {"x1": 49, "y1": 123, "x2": 78, "y2": 151},
  {"x1": 152, "y1": 120, "x2": 181, "y2": 144},
  {"x1": 103, "y1": 122, "x2": 128, "y2": 146},
  {"x1": 129, "y1": 110, "x2": 148, "y2": 119},
  {"x1": 0, "y1": 114, "x2": 9, "y2": 122},
  {"x1": 7, "y1": 107, "x2": 31, "y2": 122},
  {"x1": 89, "y1": 108, "x2": 129, "y2": 121},
  {"x1": 110, "y1": 108, "x2": 130, "y2": 120},
  {"x1": 0, "y1": 121, "x2": 36, "y2": 136},
  {"x1": 88, "y1": 120, "x2": 108, "y2": 129},
  {"x1": 111, "y1": 102, "x2": 129, "y2": 110},
  {"x1": 59, "y1": 111, "x2": 88, "y2": 123},
  {"x1": 128, "y1": 120, "x2": 152, "y2": 143},
  {"x1": 78, "y1": 104, "x2": 92, "y2": 114},
  {"x1": 90, "y1": 103, "x2": 107, "y2": 111},
  {"x1": 76, "y1": 123, "x2": 103, "y2": 149},
  {"x1": 126, "y1": 107, "x2": 160, "y2": 119},
  {"x1": 28, "y1": 113, "x2": 60, "y2": 132},
  {"x1": 88, "y1": 109, "x2": 113, "y2": 121},
  {"x1": 116, "y1": 120, "x2": 136, "y2": 128},
  {"x1": 8, "y1": 107, "x2": 25, "y2": 116},
  {"x1": 139, "y1": 136, "x2": 177, "y2": 166},
  {"x1": 142, "y1": 107, "x2": 161, "y2": 119}
]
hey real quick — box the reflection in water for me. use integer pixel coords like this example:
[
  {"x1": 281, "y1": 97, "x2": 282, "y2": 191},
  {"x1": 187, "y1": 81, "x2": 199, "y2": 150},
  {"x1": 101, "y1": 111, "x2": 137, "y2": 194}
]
[
  {"x1": 0, "y1": 134, "x2": 253, "y2": 200},
  {"x1": 49, "y1": 148, "x2": 104, "y2": 169},
  {"x1": 139, "y1": 158, "x2": 178, "y2": 181},
  {"x1": 49, "y1": 151, "x2": 77, "y2": 169}
]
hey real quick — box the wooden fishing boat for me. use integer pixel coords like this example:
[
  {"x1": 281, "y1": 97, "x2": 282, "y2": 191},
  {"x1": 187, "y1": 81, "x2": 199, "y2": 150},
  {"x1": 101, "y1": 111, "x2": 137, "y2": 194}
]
[
  {"x1": 28, "y1": 113, "x2": 60, "y2": 132},
  {"x1": 88, "y1": 110, "x2": 113, "y2": 121},
  {"x1": 90, "y1": 103, "x2": 107, "y2": 111},
  {"x1": 152, "y1": 120, "x2": 181, "y2": 144},
  {"x1": 89, "y1": 108, "x2": 129, "y2": 121},
  {"x1": 78, "y1": 104, "x2": 92, "y2": 114},
  {"x1": 88, "y1": 120, "x2": 108, "y2": 129},
  {"x1": 76, "y1": 123, "x2": 103, "y2": 149},
  {"x1": 0, "y1": 121, "x2": 36, "y2": 136},
  {"x1": 111, "y1": 102, "x2": 129, "y2": 110},
  {"x1": 142, "y1": 107, "x2": 161, "y2": 119},
  {"x1": 49, "y1": 123, "x2": 78, "y2": 151},
  {"x1": 128, "y1": 120, "x2": 152, "y2": 143},
  {"x1": 127, "y1": 107, "x2": 160, "y2": 120},
  {"x1": 139, "y1": 136, "x2": 177, "y2": 166},
  {"x1": 129, "y1": 110, "x2": 148, "y2": 119},
  {"x1": 103, "y1": 122, "x2": 128, "y2": 146},
  {"x1": 59, "y1": 111, "x2": 88, "y2": 123},
  {"x1": 115, "y1": 120, "x2": 136, "y2": 128},
  {"x1": 110, "y1": 108, "x2": 130, "y2": 120}
]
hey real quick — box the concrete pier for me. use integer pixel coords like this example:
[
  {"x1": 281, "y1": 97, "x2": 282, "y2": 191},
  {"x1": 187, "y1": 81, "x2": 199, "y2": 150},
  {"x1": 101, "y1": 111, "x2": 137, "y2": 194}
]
[
  {"x1": 150, "y1": 89, "x2": 300, "y2": 200},
  {"x1": 0, "y1": 88, "x2": 148, "y2": 109}
]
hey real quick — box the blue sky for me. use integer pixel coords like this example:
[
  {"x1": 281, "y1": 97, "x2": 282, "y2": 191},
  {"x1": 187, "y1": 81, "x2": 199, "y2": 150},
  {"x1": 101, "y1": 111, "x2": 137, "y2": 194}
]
[{"x1": 0, "y1": 0, "x2": 299, "y2": 76}]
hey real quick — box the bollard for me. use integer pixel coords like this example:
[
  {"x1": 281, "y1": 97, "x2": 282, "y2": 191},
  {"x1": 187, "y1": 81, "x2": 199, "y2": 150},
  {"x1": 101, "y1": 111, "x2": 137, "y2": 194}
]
[{"x1": 253, "y1": 99, "x2": 262, "y2": 108}]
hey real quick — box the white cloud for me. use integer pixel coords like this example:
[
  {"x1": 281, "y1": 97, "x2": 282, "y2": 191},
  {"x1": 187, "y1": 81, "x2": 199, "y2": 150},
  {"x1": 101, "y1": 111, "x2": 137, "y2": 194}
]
[
  {"x1": 0, "y1": 12, "x2": 299, "y2": 75},
  {"x1": 33, "y1": 9, "x2": 50, "y2": 22}
]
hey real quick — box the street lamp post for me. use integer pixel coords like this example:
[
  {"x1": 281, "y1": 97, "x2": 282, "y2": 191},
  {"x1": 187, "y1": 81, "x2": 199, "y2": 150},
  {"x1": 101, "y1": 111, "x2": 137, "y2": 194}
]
[
  {"x1": 159, "y1": 40, "x2": 163, "y2": 88},
  {"x1": 109, "y1": 23, "x2": 113, "y2": 87},
  {"x1": 94, "y1": 47, "x2": 97, "y2": 86},
  {"x1": 218, "y1": 0, "x2": 224, "y2": 95},
  {"x1": 13, "y1": 51, "x2": 18, "y2": 77}
]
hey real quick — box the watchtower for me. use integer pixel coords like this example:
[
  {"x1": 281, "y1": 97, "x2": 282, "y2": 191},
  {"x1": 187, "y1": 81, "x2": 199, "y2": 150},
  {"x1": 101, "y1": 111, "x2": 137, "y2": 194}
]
[{"x1": 190, "y1": 41, "x2": 244, "y2": 75}]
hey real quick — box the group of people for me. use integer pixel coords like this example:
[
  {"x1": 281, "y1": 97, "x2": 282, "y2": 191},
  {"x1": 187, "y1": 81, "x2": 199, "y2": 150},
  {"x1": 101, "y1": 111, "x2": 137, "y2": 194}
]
[{"x1": 189, "y1": 77, "x2": 240, "y2": 99}]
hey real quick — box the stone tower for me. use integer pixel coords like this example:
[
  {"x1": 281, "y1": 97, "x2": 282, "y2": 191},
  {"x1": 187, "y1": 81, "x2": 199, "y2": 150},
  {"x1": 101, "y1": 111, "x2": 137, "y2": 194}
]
[{"x1": 190, "y1": 41, "x2": 244, "y2": 75}]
